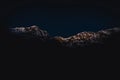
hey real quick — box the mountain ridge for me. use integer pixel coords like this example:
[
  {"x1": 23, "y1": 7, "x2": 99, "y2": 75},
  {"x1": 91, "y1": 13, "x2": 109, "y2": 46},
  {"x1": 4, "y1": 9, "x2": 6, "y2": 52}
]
[{"x1": 7, "y1": 25, "x2": 120, "y2": 49}]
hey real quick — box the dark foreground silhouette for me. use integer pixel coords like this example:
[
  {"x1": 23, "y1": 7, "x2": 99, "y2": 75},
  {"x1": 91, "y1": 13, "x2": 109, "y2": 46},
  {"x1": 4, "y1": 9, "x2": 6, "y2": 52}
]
[{"x1": 1, "y1": 26, "x2": 120, "y2": 74}]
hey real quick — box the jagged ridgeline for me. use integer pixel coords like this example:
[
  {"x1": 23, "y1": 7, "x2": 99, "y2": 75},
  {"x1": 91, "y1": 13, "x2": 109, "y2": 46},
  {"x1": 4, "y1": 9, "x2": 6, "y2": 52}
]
[
  {"x1": 9, "y1": 25, "x2": 120, "y2": 48},
  {"x1": 10, "y1": 25, "x2": 49, "y2": 40}
]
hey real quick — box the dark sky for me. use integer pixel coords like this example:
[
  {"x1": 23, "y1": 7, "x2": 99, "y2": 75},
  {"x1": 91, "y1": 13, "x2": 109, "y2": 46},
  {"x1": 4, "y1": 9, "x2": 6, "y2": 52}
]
[{"x1": 1, "y1": 0, "x2": 120, "y2": 37}]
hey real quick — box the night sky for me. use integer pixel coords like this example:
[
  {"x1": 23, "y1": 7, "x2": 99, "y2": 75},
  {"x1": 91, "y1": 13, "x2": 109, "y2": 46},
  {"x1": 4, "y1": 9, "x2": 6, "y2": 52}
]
[{"x1": 1, "y1": 0, "x2": 120, "y2": 37}]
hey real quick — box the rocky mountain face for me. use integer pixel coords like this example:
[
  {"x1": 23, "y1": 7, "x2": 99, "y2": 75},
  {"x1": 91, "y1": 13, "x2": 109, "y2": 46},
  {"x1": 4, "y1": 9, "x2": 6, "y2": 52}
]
[
  {"x1": 1, "y1": 25, "x2": 120, "y2": 65},
  {"x1": 10, "y1": 25, "x2": 49, "y2": 40},
  {"x1": 54, "y1": 27, "x2": 120, "y2": 48},
  {"x1": 7, "y1": 25, "x2": 120, "y2": 49}
]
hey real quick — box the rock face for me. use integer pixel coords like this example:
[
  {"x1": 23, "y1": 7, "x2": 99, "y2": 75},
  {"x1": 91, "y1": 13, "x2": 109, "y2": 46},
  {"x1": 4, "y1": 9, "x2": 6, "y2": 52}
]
[
  {"x1": 54, "y1": 32, "x2": 100, "y2": 47},
  {"x1": 9, "y1": 25, "x2": 120, "y2": 48},
  {"x1": 54, "y1": 27, "x2": 120, "y2": 47},
  {"x1": 10, "y1": 25, "x2": 49, "y2": 40}
]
